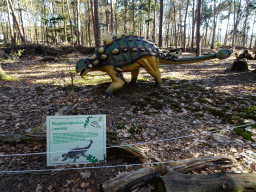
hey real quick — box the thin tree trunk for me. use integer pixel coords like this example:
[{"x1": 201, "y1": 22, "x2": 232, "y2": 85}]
[
  {"x1": 191, "y1": 0, "x2": 195, "y2": 49},
  {"x1": 146, "y1": 0, "x2": 151, "y2": 39},
  {"x1": 183, "y1": 0, "x2": 189, "y2": 52},
  {"x1": 249, "y1": 12, "x2": 256, "y2": 49},
  {"x1": 195, "y1": 0, "x2": 202, "y2": 56},
  {"x1": 8, "y1": 0, "x2": 26, "y2": 43},
  {"x1": 115, "y1": 0, "x2": 118, "y2": 33},
  {"x1": 110, "y1": 0, "x2": 114, "y2": 34},
  {"x1": 94, "y1": 0, "x2": 101, "y2": 46},
  {"x1": 62, "y1": 0, "x2": 68, "y2": 42},
  {"x1": 242, "y1": 0, "x2": 249, "y2": 48},
  {"x1": 67, "y1": 0, "x2": 74, "y2": 45},
  {"x1": 124, "y1": 0, "x2": 127, "y2": 34},
  {"x1": 158, "y1": 0, "x2": 163, "y2": 47},
  {"x1": 6, "y1": 0, "x2": 15, "y2": 43},
  {"x1": 223, "y1": 1, "x2": 231, "y2": 47},
  {"x1": 173, "y1": 1, "x2": 177, "y2": 49},
  {"x1": 152, "y1": 0, "x2": 156, "y2": 43},
  {"x1": 210, "y1": 0, "x2": 216, "y2": 49},
  {"x1": 76, "y1": 0, "x2": 81, "y2": 46},
  {"x1": 232, "y1": 0, "x2": 242, "y2": 51}
]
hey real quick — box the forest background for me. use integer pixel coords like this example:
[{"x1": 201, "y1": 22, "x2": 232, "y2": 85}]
[{"x1": 0, "y1": 0, "x2": 256, "y2": 54}]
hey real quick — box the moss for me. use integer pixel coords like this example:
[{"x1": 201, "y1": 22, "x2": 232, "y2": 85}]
[
  {"x1": 194, "y1": 113, "x2": 204, "y2": 117},
  {"x1": 151, "y1": 101, "x2": 164, "y2": 110},
  {"x1": 129, "y1": 126, "x2": 142, "y2": 134},
  {"x1": 131, "y1": 101, "x2": 146, "y2": 113},
  {"x1": 106, "y1": 132, "x2": 119, "y2": 145},
  {"x1": 233, "y1": 128, "x2": 254, "y2": 142},
  {"x1": 137, "y1": 78, "x2": 148, "y2": 82},
  {"x1": 35, "y1": 86, "x2": 45, "y2": 94},
  {"x1": 203, "y1": 107, "x2": 225, "y2": 118},
  {"x1": 116, "y1": 123, "x2": 124, "y2": 130},
  {"x1": 202, "y1": 143, "x2": 212, "y2": 146}
]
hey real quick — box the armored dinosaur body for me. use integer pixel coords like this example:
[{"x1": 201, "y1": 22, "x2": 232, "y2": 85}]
[
  {"x1": 76, "y1": 34, "x2": 232, "y2": 96},
  {"x1": 62, "y1": 140, "x2": 93, "y2": 162}
]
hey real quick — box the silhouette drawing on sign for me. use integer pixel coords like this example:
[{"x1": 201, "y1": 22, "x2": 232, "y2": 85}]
[{"x1": 62, "y1": 140, "x2": 93, "y2": 162}]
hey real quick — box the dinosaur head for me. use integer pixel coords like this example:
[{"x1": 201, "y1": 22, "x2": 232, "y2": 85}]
[
  {"x1": 76, "y1": 58, "x2": 93, "y2": 76},
  {"x1": 216, "y1": 49, "x2": 232, "y2": 60}
]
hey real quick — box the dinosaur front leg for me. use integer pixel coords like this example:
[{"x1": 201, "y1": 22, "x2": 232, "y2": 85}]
[{"x1": 104, "y1": 66, "x2": 126, "y2": 97}]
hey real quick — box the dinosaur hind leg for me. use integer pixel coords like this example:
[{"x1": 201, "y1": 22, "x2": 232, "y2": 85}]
[
  {"x1": 130, "y1": 69, "x2": 140, "y2": 85},
  {"x1": 137, "y1": 56, "x2": 161, "y2": 88}
]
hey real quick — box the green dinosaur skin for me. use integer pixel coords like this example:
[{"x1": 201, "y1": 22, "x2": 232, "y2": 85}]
[{"x1": 76, "y1": 35, "x2": 232, "y2": 96}]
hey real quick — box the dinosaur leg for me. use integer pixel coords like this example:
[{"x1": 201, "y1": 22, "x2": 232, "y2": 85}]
[
  {"x1": 130, "y1": 68, "x2": 140, "y2": 85},
  {"x1": 137, "y1": 56, "x2": 161, "y2": 88},
  {"x1": 104, "y1": 66, "x2": 126, "y2": 96}
]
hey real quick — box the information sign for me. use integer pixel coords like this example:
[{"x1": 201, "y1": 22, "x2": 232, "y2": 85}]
[{"x1": 47, "y1": 115, "x2": 106, "y2": 166}]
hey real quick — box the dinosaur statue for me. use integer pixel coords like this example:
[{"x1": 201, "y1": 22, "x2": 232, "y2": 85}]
[{"x1": 76, "y1": 34, "x2": 232, "y2": 97}]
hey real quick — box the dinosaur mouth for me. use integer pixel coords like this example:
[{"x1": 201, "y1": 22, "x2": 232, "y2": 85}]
[
  {"x1": 80, "y1": 68, "x2": 91, "y2": 76},
  {"x1": 80, "y1": 69, "x2": 86, "y2": 76}
]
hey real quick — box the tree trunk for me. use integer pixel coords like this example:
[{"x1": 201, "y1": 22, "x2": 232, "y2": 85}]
[
  {"x1": 249, "y1": 12, "x2": 256, "y2": 49},
  {"x1": 110, "y1": 0, "x2": 114, "y2": 34},
  {"x1": 67, "y1": 0, "x2": 74, "y2": 45},
  {"x1": 62, "y1": 0, "x2": 68, "y2": 42},
  {"x1": 191, "y1": 0, "x2": 195, "y2": 49},
  {"x1": 242, "y1": 0, "x2": 249, "y2": 48},
  {"x1": 94, "y1": 0, "x2": 101, "y2": 46},
  {"x1": 210, "y1": 0, "x2": 216, "y2": 49},
  {"x1": 183, "y1": 0, "x2": 190, "y2": 52},
  {"x1": 146, "y1": 0, "x2": 151, "y2": 39},
  {"x1": 195, "y1": 0, "x2": 202, "y2": 56},
  {"x1": 6, "y1": 0, "x2": 15, "y2": 43},
  {"x1": 152, "y1": 0, "x2": 156, "y2": 43},
  {"x1": 132, "y1": 0, "x2": 135, "y2": 34},
  {"x1": 223, "y1": 2, "x2": 231, "y2": 47},
  {"x1": 124, "y1": 0, "x2": 127, "y2": 34},
  {"x1": 232, "y1": 0, "x2": 242, "y2": 51},
  {"x1": 7, "y1": 0, "x2": 26, "y2": 43},
  {"x1": 114, "y1": 0, "x2": 118, "y2": 33},
  {"x1": 158, "y1": 0, "x2": 163, "y2": 47},
  {"x1": 173, "y1": 1, "x2": 177, "y2": 49},
  {"x1": 76, "y1": 0, "x2": 81, "y2": 46}
]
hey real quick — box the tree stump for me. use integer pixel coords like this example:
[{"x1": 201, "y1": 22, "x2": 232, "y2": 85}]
[{"x1": 230, "y1": 59, "x2": 248, "y2": 72}]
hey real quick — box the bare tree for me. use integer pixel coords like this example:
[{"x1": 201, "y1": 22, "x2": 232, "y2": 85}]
[
  {"x1": 94, "y1": 0, "x2": 101, "y2": 46},
  {"x1": 210, "y1": 0, "x2": 217, "y2": 49},
  {"x1": 195, "y1": 0, "x2": 202, "y2": 55},
  {"x1": 183, "y1": 0, "x2": 190, "y2": 51},
  {"x1": 158, "y1": 0, "x2": 163, "y2": 47}
]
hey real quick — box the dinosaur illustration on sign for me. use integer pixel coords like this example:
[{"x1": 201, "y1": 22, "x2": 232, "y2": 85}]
[{"x1": 62, "y1": 140, "x2": 93, "y2": 162}]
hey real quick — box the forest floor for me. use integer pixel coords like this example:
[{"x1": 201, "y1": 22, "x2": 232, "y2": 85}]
[{"x1": 0, "y1": 49, "x2": 256, "y2": 192}]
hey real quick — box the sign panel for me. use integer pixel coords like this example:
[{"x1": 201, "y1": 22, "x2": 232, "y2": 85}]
[{"x1": 47, "y1": 115, "x2": 106, "y2": 166}]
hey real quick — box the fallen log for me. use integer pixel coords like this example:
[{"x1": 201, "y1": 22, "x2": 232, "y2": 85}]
[
  {"x1": 162, "y1": 170, "x2": 256, "y2": 192},
  {"x1": 101, "y1": 156, "x2": 256, "y2": 192}
]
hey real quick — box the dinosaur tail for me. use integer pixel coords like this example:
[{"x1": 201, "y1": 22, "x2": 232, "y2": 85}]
[{"x1": 159, "y1": 49, "x2": 232, "y2": 64}]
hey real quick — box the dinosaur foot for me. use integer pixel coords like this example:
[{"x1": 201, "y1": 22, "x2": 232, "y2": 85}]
[
  {"x1": 104, "y1": 92, "x2": 114, "y2": 98},
  {"x1": 127, "y1": 81, "x2": 137, "y2": 87},
  {"x1": 154, "y1": 83, "x2": 162, "y2": 89}
]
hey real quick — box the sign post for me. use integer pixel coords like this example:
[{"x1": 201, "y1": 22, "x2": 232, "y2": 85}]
[{"x1": 46, "y1": 115, "x2": 106, "y2": 166}]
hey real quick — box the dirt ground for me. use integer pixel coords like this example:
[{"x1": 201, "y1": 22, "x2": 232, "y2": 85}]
[{"x1": 0, "y1": 49, "x2": 256, "y2": 192}]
